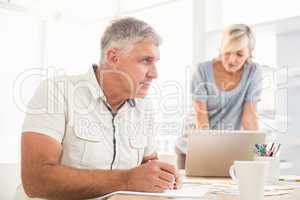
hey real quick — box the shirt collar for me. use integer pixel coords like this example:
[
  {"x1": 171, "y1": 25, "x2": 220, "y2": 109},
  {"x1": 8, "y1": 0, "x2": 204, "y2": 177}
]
[{"x1": 83, "y1": 64, "x2": 105, "y2": 100}]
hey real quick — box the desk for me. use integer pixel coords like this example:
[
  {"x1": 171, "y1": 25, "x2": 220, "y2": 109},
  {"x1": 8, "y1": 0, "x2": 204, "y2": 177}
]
[{"x1": 107, "y1": 176, "x2": 300, "y2": 200}]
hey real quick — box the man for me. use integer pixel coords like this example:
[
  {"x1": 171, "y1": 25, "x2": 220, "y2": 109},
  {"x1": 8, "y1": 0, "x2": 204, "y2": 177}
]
[{"x1": 16, "y1": 17, "x2": 181, "y2": 200}]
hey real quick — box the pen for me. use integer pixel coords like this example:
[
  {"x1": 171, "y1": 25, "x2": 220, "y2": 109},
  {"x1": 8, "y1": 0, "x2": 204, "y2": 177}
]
[
  {"x1": 270, "y1": 142, "x2": 275, "y2": 151},
  {"x1": 279, "y1": 177, "x2": 300, "y2": 182},
  {"x1": 267, "y1": 142, "x2": 275, "y2": 156},
  {"x1": 255, "y1": 144, "x2": 266, "y2": 156},
  {"x1": 273, "y1": 144, "x2": 281, "y2": 157},
  {"x1": 259, "y1": 144, "x2": 266, "y2": 156}
]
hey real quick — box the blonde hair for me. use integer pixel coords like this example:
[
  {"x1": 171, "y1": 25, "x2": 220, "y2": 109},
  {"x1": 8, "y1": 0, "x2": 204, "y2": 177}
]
[{"x1": 220, "y1": 24, "x2": 255, "y2": 63}]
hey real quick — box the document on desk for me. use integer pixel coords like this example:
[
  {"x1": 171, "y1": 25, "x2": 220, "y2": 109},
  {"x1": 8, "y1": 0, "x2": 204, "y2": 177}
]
[
  {"x1": 99, "y1": 184, "x2": 209, "y2": 199},
  {"x1": 209, "y1": 183, "x2": 299, "y2": 196}
]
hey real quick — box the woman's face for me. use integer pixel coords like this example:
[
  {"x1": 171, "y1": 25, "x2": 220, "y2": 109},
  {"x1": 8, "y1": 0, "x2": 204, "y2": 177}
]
[{"x1": 220, "y1": 47, "x2": 250, "y2": 73}]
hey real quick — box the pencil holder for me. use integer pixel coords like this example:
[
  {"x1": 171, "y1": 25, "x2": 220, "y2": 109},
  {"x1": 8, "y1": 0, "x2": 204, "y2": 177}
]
[{"x1": 254, "y1": 156, "x2": 280, "y2": 184}]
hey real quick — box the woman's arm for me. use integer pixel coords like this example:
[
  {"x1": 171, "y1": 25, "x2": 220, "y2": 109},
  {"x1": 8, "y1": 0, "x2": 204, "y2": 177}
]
[
  {"x1": 192, "y1": 100, "x2": 209, "y2": 129},
  {"x1": 242, "y1": 102, "x2": 259, "y2": 130}
]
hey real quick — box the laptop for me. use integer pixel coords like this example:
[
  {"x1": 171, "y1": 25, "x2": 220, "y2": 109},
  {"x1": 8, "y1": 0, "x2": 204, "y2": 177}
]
[{"x1": 185, "y1": 130, "x2": 266, "y2": 177}]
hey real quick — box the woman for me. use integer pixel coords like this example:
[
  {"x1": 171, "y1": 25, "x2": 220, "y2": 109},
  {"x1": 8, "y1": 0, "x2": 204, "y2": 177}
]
[{"x1": 176, "y1": 24, "x2": 263, "y2": 169}]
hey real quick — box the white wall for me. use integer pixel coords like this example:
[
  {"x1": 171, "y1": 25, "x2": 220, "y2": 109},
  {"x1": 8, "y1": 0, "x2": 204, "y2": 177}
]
[
  {"x1": 277, "y1": 31, "x2": 300, "y2": 136},
  {"x1": 276, "y1": 31, "x2": 300, "y2": 174},
  {"x1": 0, "y1": 10, "x2": 43, "y2": 163},
  {"x1": 222, "y1": 0, "x2": 300, "y2": 27},
  {"x1": 0, "y1": 163, "x2": 20, "y2": 200}
]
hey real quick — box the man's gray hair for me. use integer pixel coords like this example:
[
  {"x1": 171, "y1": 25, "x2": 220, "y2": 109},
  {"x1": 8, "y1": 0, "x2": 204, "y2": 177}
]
[{"x1": 100, "y1": 17, "x2": 162, "y2": 64}]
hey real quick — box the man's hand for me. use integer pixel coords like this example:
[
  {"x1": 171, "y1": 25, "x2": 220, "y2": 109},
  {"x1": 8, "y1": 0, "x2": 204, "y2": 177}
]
[
  {"x1": 173, "y1": 170, "x2": 182, "y2": 189},
  {"x1": 126, "y1": 160, "x2": 177, "y2": 192}
]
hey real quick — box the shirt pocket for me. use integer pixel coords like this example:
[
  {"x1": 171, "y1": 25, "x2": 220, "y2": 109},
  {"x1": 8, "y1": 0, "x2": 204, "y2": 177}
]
[
  {"x1": 70, "y1": 120, "x2": 110, "y2": 168},
  {"x1": 73, "y1": 117, "x2": 105, "y2": 141},
  {"x1": 129, "y1": 135, "x2": 147, "y2": 166}
]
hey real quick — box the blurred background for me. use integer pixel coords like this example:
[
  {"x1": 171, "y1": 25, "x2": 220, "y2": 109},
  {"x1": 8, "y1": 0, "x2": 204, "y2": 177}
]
[{"x1": 0, "y1": 0, "x2": 300, "y2": 199}]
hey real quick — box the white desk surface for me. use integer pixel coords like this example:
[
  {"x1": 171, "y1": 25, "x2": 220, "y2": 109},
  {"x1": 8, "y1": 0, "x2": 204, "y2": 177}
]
[{"x1": 108, "y1": 172, "x2": 300, "y2": 200}]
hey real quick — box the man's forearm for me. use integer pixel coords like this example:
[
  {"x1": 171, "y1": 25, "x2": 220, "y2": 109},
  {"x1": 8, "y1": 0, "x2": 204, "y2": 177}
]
[{"x1": 24, "y1": 164, "x2": 128, "y2": 200}]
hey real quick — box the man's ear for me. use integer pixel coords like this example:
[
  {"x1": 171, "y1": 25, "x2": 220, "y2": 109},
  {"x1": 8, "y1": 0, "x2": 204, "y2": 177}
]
[{"x1": 106, "y1": 48, "x2": 119, "y2": 67}]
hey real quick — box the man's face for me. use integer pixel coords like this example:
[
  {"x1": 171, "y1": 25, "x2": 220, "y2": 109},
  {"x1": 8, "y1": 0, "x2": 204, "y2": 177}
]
[
  {"x1": 220, "y1": 48, "x2": 249, "y2": 73},
  {"x1": 115, "y1": 40, "x2": 160, "y2": 98}
]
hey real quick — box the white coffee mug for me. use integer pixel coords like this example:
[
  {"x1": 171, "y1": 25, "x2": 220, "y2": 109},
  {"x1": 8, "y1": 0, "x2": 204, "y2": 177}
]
[
  {"x1": 255, "y1": 156, "x2": 280, "y2": 184},
  {"x1": 229, "y1": 161, "x2": 268, "y2": 200}
]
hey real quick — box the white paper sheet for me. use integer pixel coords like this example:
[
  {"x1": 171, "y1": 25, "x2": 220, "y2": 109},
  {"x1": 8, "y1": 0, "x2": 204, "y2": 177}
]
[
  {"x1": 99, "y1": 184, "x2": 209, "y2": 199},
  {"x1": 208, "y1": 183, "x2": 298, "y2": 196}
]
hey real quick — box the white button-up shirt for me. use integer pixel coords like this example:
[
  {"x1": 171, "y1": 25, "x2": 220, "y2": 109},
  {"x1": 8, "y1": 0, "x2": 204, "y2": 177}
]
[{"x1": 16, "y1": 66, "x2": 156, "y2": 199}]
